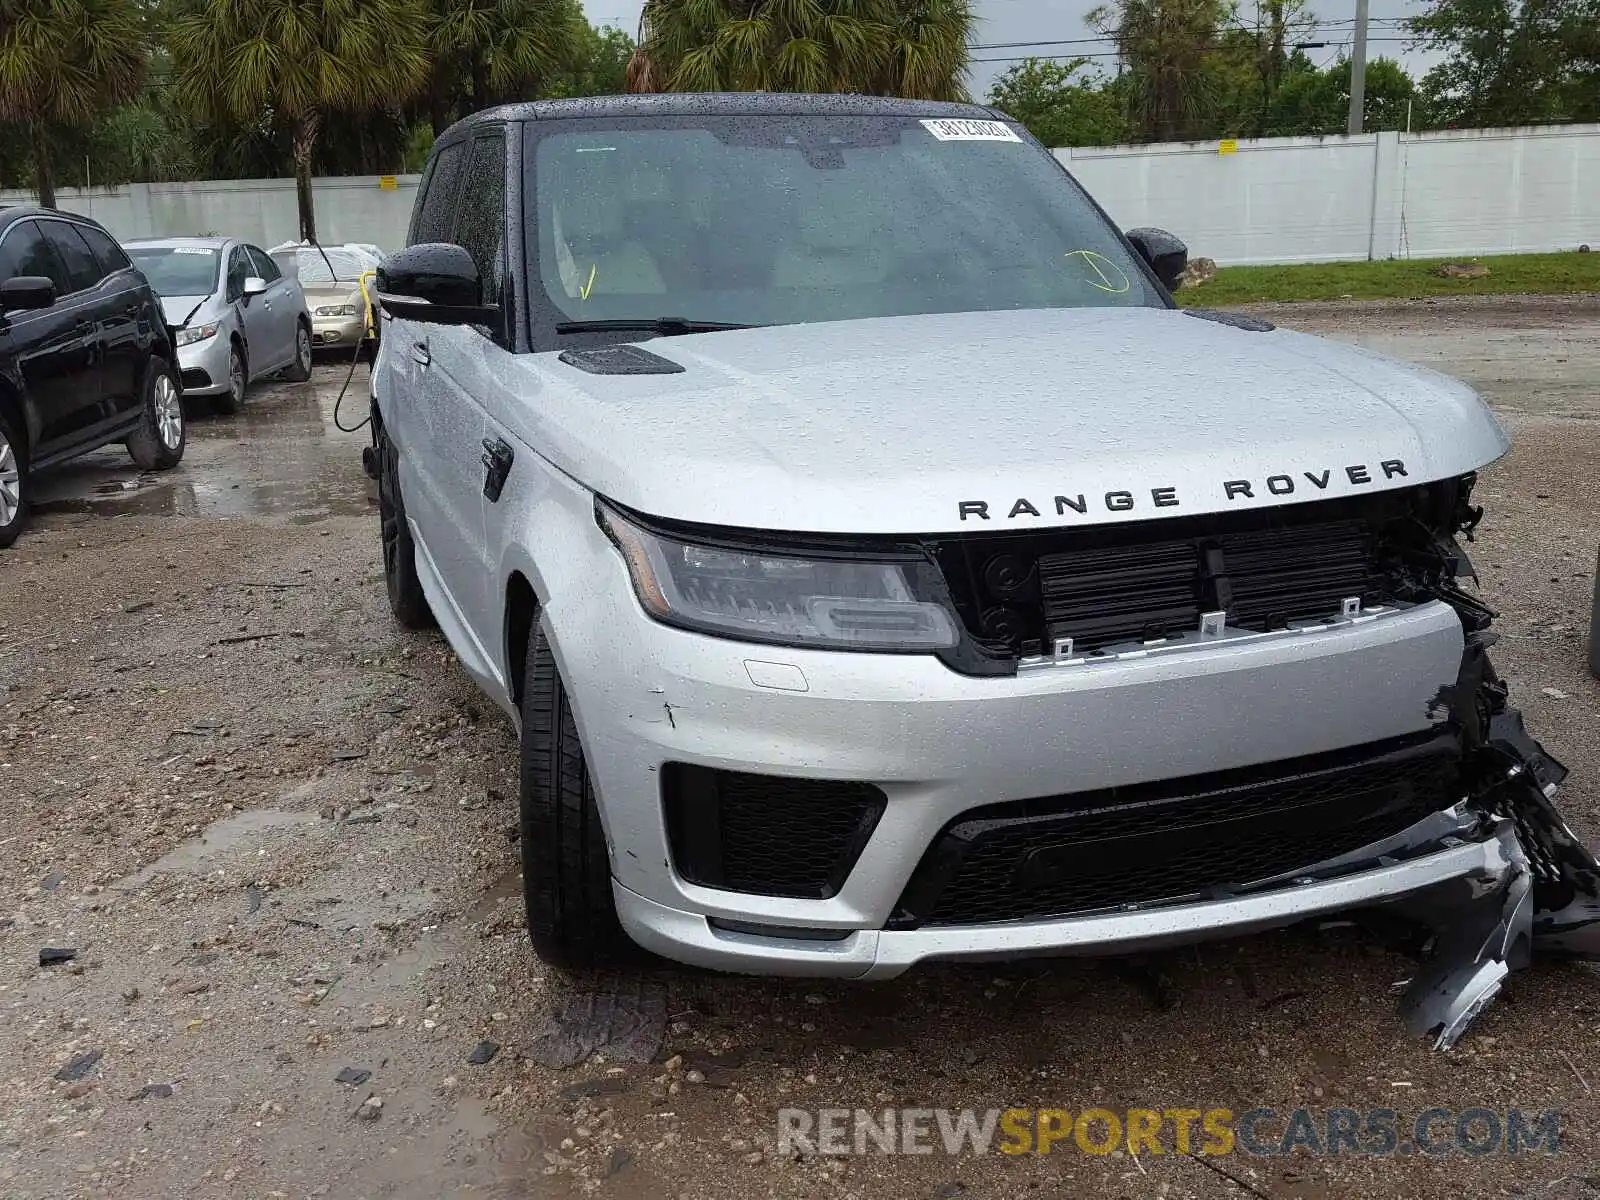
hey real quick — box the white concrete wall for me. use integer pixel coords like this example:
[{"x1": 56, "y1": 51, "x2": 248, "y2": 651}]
[
  {"x1": 1059, "y1": 124, "x2": 1600, "y2": 264},
  {"x1": 3, "y1": 123, "x2": 1596, "y2": 265},
  {"x1": 0, "y1": 175, "x2": 422, "y2": 251}
]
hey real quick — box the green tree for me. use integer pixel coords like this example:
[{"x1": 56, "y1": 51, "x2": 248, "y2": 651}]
[
  {"x1": 987, "y1": 57, "x2": 1130, "y2": 147},
  {"x1": 1088, "y1": 0, "x2": 1230, "y2": 141},
  {"x1": 421, "y1": 0, "x2": 587, "y2": 135},
  {"x1": 1412, "y1": 0, "x2": 1600, "y2": 126},
  {"x1": 629, "y1": 0, "x2": 975, "y2": 100},
  {"x1": 0, "y1": 0, "x2": 149, "y2": 206},
  {"x1": 1263, "y1": 56, "x2": 1421, "y2": 134},
  {"x1": 542, "y1": 22, "x2": 635, "y2": 98},
  {"x1": 169, "y1": 0, "x2": 431, "y2": 242}
]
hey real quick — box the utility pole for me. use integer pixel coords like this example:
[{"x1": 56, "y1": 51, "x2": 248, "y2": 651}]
[{"x1": 1347, "y1": 0, "x2": 1370, "y2": 134}]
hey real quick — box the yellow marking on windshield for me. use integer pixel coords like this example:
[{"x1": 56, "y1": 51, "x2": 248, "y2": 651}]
[
  {"x1": 579, "y1": 264, "x2": 597, "y2": 301},
  {"x1": 1063, "y1": 250, "x2": 1131, "y2": 294}
]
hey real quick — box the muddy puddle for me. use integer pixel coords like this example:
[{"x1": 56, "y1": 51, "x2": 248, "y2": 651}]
[{"x1": 28, "y1": 364, "x2": 372, "y2": 526}]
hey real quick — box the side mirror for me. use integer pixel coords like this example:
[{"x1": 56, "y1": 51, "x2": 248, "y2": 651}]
[
  {"x1": 375, "y1": 243, "x2": 498, "y2": 326},
  {"x1": 242, "y1": 276, "x2": 269, "y2": 300},
  {"x1": 0, "y1": 275, "x2": 57, "y2": 313},
  {"x1": 1125, "y1": 228, "x2": 1189, "y2": 292}
]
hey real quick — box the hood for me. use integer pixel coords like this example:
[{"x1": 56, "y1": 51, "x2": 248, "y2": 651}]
[
  {"x1": 305, "y1": 284, "x2": 362, "y2": 306},
  {"x1": 498, "y1": 306, "x2": 1509, "y2": 535},
  {"x1": 158, "y1": 294, "x2": 215, "y2": 327}
]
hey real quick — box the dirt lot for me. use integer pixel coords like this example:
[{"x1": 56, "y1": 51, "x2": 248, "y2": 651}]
[{"x1": 3, "y1": 297, "x2": 1600, "y2": 1200}]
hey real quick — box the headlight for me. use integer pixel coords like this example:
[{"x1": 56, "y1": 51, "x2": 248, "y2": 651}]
[
  {"x1": 176, "y1": 321, "x2": 220, "y2": 346},
  {"x1": 316, "y1": 303, "x2": 359, "y2": 317},
  {"x1": 598, "y1": 503, "x2": 958, "y2": 651}
]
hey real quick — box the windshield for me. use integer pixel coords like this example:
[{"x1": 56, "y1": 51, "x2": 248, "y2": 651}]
[
  {"x1": 528, "y1": 114, "x2": 1161, "y2": 337},
  {"x1": 274, "y1": 248, "x2": 373, "y2": 285},
  {"x1": 127, "y1": 246, "x2": 220, "y2": 297}
]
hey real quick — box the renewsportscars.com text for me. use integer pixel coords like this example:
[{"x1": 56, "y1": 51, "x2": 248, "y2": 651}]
[{"x1": 777, "y1": 1107, "x2": 1563, "y2": 1158}]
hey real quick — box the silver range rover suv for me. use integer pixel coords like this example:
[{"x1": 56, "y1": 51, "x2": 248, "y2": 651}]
[{"x1": 371, "y1": 94, "x2": 1600, "y2": 1049}]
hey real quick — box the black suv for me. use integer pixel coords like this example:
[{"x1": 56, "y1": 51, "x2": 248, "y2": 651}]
[{"x1": 0, "y1": 205, "x2": 186, "y2": 547}]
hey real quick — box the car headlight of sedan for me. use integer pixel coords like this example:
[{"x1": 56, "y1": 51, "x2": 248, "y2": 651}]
[
  {"x1": 175, "y1": 321, "x2": 220, "y2": 346},
  {"x1": 316, "y1": 303, "x2": 359, "y2": 317},
  {"x1": 598, "y1": 502, "x2": 958, "y2": 651}
]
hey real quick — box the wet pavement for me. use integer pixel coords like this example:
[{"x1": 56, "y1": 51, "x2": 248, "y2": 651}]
[
  {"x1": 4, "y1": 298, "x2": 1600, "y2": 1200},
  {"x1": 28, "y1": 354, "x2": 373, "y2": 525}
]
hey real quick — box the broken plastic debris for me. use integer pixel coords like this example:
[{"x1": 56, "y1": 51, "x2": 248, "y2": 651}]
[
  {"x1": 129, "y1": 1083, "x2": 173, "y2": 1100},
  {"x1": 335, "y1": 1067, "x2": 371, "y2": 1086},
  {"x1": 38, "y1": 947, "x2": 77, "y2": 966},
  {"x1": 466, "y1": 1040, "x2": 500, "y2": 1065}
]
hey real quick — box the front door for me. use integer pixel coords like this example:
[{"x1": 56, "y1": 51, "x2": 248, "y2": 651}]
[
  {"x1": 0, "y1": 219, "x2": 100, "y2": 462},
  {"x1": 229, "y1": 245, "x2": 284, "y2": 377},
  {"x1": 247, "y1": 244, "x2": 299, "y2": 371}
]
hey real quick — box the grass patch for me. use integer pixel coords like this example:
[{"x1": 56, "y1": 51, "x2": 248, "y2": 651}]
[{"x1": 1176, "y1": 251, "x2": 1600, "y2": 306}]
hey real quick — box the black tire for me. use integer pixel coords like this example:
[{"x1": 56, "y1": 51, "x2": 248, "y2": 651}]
[
  {"x1": 0, "y1": 406, "x2": 28, "y2": 549},
  {"x1": 214, "y1": 341, "x2": 246, "y2": 415},
  {"x1": 283, "y1": 320, "x2": 313, "y2": 382},
  {"x1": 375, "y1": 422, "x2": 434, "y2": 629},
  {"x1": 520, "y1": 630, "x2": 633, "y2": 969},
  {"x1": 126, "y1": 357, "x2": 186, "y2": 471},
  {"x1": 1589, "y1": 546, "x2": 1600, "y2": 680}
]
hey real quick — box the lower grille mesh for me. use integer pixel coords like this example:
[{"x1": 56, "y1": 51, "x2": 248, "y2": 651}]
[
  {"x1": 664, "y1": 765, "x2": 885, "y2": 900},
  {"x1": 888, "y1": 732, "x2": 1462, "y2": 929}
]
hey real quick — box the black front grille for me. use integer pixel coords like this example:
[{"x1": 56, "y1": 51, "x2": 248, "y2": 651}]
[
  {"x1": 888, "y1": 731, "x2": 1463, "y2": 929},
  {"x1": 664, "y1": 764, "x2": 885, "y2": 899},
  {"x1": 931, "y1": 491, "x2": 1419, "y2": 659}
]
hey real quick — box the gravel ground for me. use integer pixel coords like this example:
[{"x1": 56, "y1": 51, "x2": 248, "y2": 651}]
[{"x1": 2, "y1": 299, "x2": 1599, "y2": 1200}]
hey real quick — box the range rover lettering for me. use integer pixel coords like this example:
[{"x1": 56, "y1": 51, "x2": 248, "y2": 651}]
[{"x1": 369, "y1": 95, "x2": 1600, "y2": 1051}]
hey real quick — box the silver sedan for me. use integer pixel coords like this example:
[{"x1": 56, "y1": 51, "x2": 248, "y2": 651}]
[{"x1": 123, "y1": 237, "x2": 313, "y2": 413}]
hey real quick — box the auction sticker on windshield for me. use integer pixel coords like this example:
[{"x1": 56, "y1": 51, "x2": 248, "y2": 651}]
[{"x1": 921, "y1": 119, "x2": 1022, "y2": 143}]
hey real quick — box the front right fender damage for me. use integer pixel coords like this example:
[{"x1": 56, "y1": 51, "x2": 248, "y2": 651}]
[{"x1": 1345, "y1": 494, "x2": 1600, "y2": 1049}]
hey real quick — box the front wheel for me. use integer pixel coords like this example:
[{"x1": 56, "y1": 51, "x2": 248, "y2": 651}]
[
  {"x1": 283, "y1": 321, "x2": 313, "y2": 382},
  {"x1": 520, "y1": 630, "x2": 634, "y2": 969},
  {"x1": 0, "y1": 408, "x2": 28, "y2": 548},
  {"x1": 127, "y1": 359, "x2": 186, "y2": 471},
  {"x1": 213, "y1": 342, "x2": 246, "y2": 415}
]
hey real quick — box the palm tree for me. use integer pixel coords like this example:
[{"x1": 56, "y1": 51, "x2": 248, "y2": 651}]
[
  {"x1": 628, "y1": 0, "x2": 975, "y2": 100},
  {"x1": 170, "y1": 0, "x2": 431, "y2": 243},
  {"x1": 0, "y1": 0, "x2": 148, "y2": 207},
  {"x1": 423, "y1": 0, "x2": 588, "y2": 135},
  {"x1": 1089, "y1": 0, "x2": 1228, "y2": 141}
]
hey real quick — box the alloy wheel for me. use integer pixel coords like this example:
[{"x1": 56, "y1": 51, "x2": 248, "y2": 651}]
[
  {"x1": 229, "y1": 349, "x2": 246, "y2": 407},
  {"x1": 296, "y1": 326, "x2": 312, "y2": 373},
  {"x1": 0, "y1": 431, "x2": 20, "y2": 527},
  {"x1": 154, "y1": 374, "x2": 184, "y2": 451}
]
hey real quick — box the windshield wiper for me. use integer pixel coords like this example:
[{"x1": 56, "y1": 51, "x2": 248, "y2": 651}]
[{"x1": 555, "y1": 317, "x2": 762, "y2": 336}]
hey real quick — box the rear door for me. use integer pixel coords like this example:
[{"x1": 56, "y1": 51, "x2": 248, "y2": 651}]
[
  {"x1": 0, "y1": 219, "x2": 100, "y2": 460},
  {"x1": 70, "y1": 222, "x2": 145, "y2": 425},
  {"x1": 37, "y1": 219, "x2": 127, "y2": 447}
]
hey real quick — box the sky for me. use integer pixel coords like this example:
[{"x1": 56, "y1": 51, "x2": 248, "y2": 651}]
[{"x1": 577, "y1": 0, "x2": 1442, "y2": 98}]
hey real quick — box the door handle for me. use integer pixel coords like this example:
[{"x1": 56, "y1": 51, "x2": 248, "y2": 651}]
[{"x1": 411, "y1": 342, "x2": 431, "y2": 367}]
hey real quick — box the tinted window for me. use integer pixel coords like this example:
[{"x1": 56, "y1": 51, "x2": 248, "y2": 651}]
[
  {"x1": 0, "y1": 221, "x2": 67, "y2": 292},
  {"x1": 530, "y1": 116, "x2": 1160, "y2": 333},
  {"x1": 40, "y1": 221, "x2": 105, "y2": 293},
  {"x1": 247, "y1": 245, "x2": 282, "y2": 283},
  {"x1": 413, "y1": 140, "x2": 467, "y2": 245},
  {"x1": 126, "y1": 246, "x2": 221, "y2": 297},
  {"x1": 455, "y1": 132, "x2": 507, "y2": 304},
  {"x1": 75, "y1": 223, "x2": 132, "y2": 276},
  {"x1": 226, "y1": 246, "x2": 250, "y2": 302}
]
